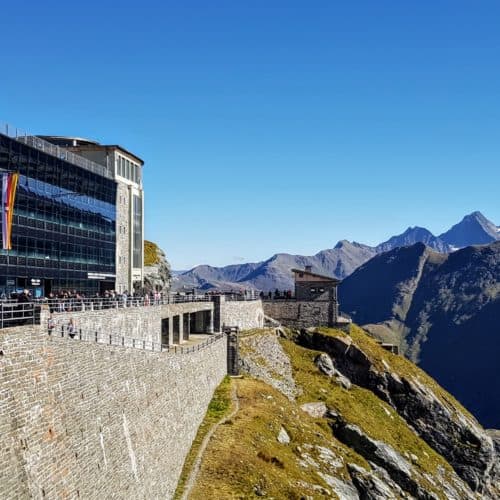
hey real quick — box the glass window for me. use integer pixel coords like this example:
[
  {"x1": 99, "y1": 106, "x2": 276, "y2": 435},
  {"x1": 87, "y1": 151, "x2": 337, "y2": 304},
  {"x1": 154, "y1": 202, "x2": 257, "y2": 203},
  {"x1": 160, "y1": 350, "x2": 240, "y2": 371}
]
[{"x1": 0, "y1": 133, "x2": 117, "y2": 295}]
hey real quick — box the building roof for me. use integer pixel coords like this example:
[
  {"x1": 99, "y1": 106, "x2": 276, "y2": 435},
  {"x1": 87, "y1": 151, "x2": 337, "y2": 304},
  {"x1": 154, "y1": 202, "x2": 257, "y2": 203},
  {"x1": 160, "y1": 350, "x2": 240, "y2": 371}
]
[
  {"x1": 38, "y1": 136, "x2": 100, "y2": 146},
  {"x1": 291, "y1": 268, "x2": 340, "y2": 283},
  {"x1": 39, "y1": 136, "x2": 145, "y2": 165},
  {"x1": 104, "y1": 145, "x2": 144, "y2": 165}
]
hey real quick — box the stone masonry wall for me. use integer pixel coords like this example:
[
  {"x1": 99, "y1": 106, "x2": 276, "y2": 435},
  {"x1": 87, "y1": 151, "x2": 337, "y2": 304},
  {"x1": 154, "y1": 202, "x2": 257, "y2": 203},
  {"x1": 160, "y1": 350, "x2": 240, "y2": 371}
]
[
  {"x1": 50, "y1": 302, "x2": 214, "y2": 344},
  {"x1": 115, "y1": 181, "x2": 130, "y2": 293},
  {"x1": 263, "y1": 300, "x2": 332, "y2": 328},
  {"x1": 219, "y1": 299, "x2": 264, "y2": 330},
  {"x1": 0, "y1": 324, "x2": 227, "y2": 499}
]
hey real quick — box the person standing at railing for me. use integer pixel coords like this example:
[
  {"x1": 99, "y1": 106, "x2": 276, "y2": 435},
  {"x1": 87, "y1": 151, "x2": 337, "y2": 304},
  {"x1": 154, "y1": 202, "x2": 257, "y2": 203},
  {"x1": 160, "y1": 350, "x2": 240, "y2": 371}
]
[
  {"x1": 67, "y1": 318, "x2": 76, "y2": 339},
  {"x1": 17, "y1": 289, "x2": 31, "y2": 304},
  {"x1": 47, "y1": 314, "x2": 55, "y2": 336}
]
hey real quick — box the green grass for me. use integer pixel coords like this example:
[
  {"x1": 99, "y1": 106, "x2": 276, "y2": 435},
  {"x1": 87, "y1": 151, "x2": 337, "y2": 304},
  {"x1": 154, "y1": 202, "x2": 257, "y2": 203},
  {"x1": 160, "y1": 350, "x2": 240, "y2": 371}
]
[
  {"x1": 174, "y1": 376, "x2": 232, "y2": 499},
  {"x1": 189, "y1": 377, "x2": 369, "y2": 500},
  {"x1": 183, "y1": 328, "x2": 473, "y2": 499},
  {"x1": 317, "y1": 325, "x2": 477, "y2": 423}
]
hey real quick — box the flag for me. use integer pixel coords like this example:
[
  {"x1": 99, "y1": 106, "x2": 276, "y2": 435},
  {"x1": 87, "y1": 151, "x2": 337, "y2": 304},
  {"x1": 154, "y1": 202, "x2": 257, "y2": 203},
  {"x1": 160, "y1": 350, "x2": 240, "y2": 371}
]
[{"x1": 2, "y1": 172, "x2": 19, "y2": 250}]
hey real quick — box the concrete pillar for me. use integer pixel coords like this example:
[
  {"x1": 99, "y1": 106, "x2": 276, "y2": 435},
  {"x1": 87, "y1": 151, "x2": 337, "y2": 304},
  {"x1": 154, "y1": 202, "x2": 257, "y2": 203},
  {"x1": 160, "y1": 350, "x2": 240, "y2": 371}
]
[
  {"x1": 178, "y1": 313, "x2": 184, "y2": 343},
  {"x1": 168, "y1": 316, "x2": 174, "y2": 344},
  {"x1": 211, "y1": 295, "x2": 225, "y2": 332},
  {"x1": 207, "y1": 310, "x2": 214, "y2": 334},
  {"x1": 184, "y1": 313, "x2": 191, "y2": 340}
]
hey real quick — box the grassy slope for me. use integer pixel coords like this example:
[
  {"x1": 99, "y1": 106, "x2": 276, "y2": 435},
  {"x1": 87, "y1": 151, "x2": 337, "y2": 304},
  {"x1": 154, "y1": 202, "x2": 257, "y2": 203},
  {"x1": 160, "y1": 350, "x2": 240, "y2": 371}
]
[
  {"x1": 318, "y1": 325, "x2": 477, "y2": 423},
  {"x1": 189, "y1": 377, "x2": 369, "y2": 500},
  {"x1": 174, "y1": 376, "x2": 232, "y2": 499},
  {"x1": 185, "y1": 327, "x2": 474, "y2": 499},
  {"x1": 281, "y1": 339, "x2": 455, "y2": 494}
]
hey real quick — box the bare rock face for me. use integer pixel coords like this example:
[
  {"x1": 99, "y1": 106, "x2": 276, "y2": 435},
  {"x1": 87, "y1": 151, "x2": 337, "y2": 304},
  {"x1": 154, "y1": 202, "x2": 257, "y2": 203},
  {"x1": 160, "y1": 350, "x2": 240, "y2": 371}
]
[
  {"x1": 143, "y1": 241, "x2": 172, "y2": 293},
  {"x1": 335, "y1": 425, "x2": 437, "y2": 500},
  {"x1": 347, "y1": 463, "x2": 405, "y2": 500},
  {"x1": 299, "y1": 329, "x2": 499, "y2": 497},
  {"x1": 314, "y1": 352, "x2": 352, "y2": 390}
]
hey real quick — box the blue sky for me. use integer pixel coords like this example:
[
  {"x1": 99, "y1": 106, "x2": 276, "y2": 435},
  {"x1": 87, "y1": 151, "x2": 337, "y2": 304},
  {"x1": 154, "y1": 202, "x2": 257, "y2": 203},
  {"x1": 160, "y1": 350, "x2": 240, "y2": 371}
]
[{"x1": 2, "y1": 1, "x2": 499, "y2": 269}]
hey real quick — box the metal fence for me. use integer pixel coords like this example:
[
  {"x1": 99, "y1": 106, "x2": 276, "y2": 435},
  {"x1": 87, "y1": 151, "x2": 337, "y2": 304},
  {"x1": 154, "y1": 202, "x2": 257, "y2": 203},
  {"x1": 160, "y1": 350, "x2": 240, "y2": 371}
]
[
  {"x1": 0, "y1": 292, "x2": 262, "y2": 328},
  {"x1": 55, "y1": 323, "x2": 225, "y2": 355},
  {"x1": 37, "y1": 294, "x2": 211, "y2": 312},
  {"x1": 0, "y1": 122, "x2": 111, "y2": 179},
  {"x1": 221, "y1": 291, "x2": 260, "y2": 301},
  {"x1": 0, "y1": 302, "x2": 39, "y2": 328}
]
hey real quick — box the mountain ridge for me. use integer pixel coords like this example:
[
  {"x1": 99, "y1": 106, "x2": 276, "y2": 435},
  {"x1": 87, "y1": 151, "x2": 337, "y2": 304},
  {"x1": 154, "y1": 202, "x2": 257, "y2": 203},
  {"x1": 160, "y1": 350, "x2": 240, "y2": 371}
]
[
  {"x1": 339, "y1": 240, "x2": 500, "y2": 428},
  {"x1": 173, "y1": 211, "x2": 499, "y2": 292}
]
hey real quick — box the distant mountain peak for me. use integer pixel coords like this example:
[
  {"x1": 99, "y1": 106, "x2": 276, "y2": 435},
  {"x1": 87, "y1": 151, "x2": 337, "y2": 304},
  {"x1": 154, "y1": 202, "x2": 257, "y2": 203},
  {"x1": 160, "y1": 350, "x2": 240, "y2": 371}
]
[
  {"x1": 376, "y1": 226, "x2": 450, "y2": 254},
  {"x1": 440, "y1": 211, "x2": 498, "y2": 248},
  {"x1": 173, "y1": 211, "x2": 498, "y2": 293}
]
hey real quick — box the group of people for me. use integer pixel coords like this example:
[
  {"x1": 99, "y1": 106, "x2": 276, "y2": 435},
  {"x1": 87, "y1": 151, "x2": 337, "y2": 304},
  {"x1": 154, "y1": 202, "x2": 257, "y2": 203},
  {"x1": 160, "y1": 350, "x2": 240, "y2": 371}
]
[
  {"x1": 43, "y1": 289, "x2": 165, "y2": 312},
  {"x1": 260, "y1": 289, "x2": 294, "y2": 300}
]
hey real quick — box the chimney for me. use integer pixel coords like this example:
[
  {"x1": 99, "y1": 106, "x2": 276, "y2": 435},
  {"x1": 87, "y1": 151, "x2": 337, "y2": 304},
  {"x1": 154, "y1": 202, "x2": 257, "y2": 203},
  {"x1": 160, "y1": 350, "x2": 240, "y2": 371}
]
[{"x1": 305, "y1": 265, "x2": 312, "y2": 272}]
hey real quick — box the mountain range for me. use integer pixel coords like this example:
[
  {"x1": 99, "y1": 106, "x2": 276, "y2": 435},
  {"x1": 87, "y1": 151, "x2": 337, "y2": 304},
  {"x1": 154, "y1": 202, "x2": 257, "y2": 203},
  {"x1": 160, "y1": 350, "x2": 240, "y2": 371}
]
[
  {"x1": 339, "y1": 240, "x2": 500, "y2": 428},
  {"x1": 173, "y1": 211, "x2": 499, "y2": 292}
]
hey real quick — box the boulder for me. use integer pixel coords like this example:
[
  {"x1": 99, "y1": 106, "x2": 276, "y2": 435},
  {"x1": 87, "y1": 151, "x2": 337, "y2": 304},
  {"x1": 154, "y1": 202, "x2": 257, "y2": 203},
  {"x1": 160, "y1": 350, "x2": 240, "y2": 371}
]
[
  {"x1": 315, "y1": 353, "x2": 336, "y2": 377},
  {"x1": 277, "y1": 426, "x2": 290, "y2": 445},
  {"x1": 300, "y1": 402, "x2": 328, "y2": 419}
]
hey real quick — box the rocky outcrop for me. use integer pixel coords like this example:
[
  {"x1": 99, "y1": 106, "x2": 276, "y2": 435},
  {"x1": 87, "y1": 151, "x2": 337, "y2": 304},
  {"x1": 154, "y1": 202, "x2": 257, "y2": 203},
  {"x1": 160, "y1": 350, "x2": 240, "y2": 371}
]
[
  {"x1": 334, "y1": 424, "x2": 444, "y2": 499},
  {"x1": 299, "y1": 328, "x2": 500, "y2": 497},
  {"x1": 143, "y1": 241, "x2": 172, "y2": 292},
  {"x1": 315, "y1": 352, "x2": 352, "y2": 389},
  {"x1": 347, "y1": 463, "x2": 405, "y2": 500},
  {"x1": 239, "y1": 331, "x2": 298, "y2": 400}
]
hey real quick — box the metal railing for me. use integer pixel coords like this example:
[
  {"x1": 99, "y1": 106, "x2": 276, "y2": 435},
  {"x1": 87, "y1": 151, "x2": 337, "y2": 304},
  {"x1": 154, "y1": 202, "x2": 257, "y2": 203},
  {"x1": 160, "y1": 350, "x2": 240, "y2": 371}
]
[
  {"x1": 55, "y1": 324, "x2": 225, "y2": 355},
  {"x1": 221, "y1": 291, "x2": 260, "y2": 301},
  {"x1": 1, "y1": 122, "x2": 111, "y2": 179},
  {"x1": 36, "y1": 294, "x2": 211, "y2": 312},
  {"x1": 0, "y1": 302, "x2": 39, "y2": 328}
]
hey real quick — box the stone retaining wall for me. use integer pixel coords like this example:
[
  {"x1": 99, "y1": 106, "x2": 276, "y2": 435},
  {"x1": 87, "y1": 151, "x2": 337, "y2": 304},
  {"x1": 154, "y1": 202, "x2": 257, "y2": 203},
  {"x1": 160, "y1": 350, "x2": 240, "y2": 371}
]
[
  {"x1": 219, "y1": 299, "x2": 264, "y2": 330},
  {"x1": 49, "y1": 302, "x2": 214, "y2": 344},
  {"x1": 263, "y1": 300, "x2": 333, "y2": 328},
  {"x1": 0, "y1": 324, "x2": 227, "y2": 499}
]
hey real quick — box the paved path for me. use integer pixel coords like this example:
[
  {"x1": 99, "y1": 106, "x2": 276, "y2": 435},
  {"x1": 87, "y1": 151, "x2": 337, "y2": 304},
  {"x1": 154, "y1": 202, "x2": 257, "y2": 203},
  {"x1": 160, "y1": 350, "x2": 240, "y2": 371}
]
[{"x1": 180, "y1": 380, "x2": 240, "y2": 500}]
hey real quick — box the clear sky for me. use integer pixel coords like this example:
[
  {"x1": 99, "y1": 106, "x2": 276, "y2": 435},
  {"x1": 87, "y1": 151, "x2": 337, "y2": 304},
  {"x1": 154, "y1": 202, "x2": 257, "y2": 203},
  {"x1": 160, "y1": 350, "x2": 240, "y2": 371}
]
[{"x1": 2, "y1": 1, "x2": 499, "y2": 269}]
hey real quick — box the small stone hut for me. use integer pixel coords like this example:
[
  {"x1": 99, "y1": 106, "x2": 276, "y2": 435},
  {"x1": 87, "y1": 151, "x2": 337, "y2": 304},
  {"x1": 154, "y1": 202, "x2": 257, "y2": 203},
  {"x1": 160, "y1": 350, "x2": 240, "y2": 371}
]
[{"x1": 292, "y1": 266, "x2": 340, "y2": 301}]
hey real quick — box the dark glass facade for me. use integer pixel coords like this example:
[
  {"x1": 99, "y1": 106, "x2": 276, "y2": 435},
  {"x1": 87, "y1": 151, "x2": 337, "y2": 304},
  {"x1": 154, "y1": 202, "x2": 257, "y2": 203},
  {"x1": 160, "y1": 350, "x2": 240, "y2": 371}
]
[{"x1": 0, "y1": 133, "x2": 116, "y2": 297}]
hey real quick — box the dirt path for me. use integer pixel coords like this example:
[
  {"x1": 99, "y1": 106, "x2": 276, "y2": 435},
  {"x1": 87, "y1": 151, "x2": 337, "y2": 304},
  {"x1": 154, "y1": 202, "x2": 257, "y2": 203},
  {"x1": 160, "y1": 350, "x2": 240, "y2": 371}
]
[{"x1": 180, "y1": 379, "x2": 240, "y2": 500}]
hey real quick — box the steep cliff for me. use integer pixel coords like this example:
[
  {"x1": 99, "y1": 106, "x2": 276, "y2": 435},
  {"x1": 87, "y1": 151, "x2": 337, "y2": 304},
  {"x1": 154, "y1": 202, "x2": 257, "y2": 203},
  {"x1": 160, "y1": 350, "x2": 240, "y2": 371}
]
[
  {"x1": 187, "y1": 327, "x2": 499, "y2": 499},
  {"x1": 339, "y1": 241, "x2": 500, "y2": 428}
]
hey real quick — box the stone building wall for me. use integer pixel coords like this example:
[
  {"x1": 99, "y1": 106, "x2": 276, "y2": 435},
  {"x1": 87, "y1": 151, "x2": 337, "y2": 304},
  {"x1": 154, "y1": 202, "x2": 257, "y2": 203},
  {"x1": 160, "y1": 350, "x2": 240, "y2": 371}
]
[
  {"x1": 115, "y1": 181, "x2": 130, "y2": 293},
  {"x1": 263, "y1": 300, "x2": 335, "y2": 329},
  {"x1": 0, "y1": 324, "x2": 227, "y2": 499},
  {"x1": 219, "y1": 299, "x2": 264, "y2": 330}
]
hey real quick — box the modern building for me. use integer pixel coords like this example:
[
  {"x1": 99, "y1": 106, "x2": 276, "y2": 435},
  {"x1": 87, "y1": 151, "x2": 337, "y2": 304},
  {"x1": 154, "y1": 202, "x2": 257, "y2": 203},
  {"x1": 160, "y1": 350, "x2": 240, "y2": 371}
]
[
  {"x1": 40, "y1": 136, "x2": 145, "y2": 293},
  {"x1": 0, "y1": 124, "x2": 144, "y2": 297}
]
